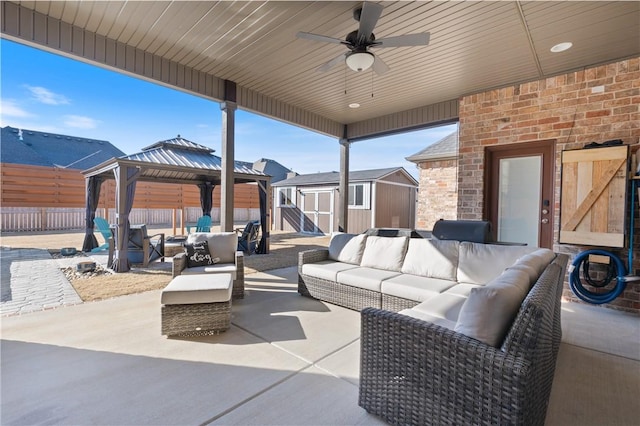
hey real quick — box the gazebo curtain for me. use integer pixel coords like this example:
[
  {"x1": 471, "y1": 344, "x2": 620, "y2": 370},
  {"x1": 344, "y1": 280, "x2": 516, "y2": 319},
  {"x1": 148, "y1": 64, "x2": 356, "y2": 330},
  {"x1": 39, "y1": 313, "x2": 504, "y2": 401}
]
[
  {"x1": 81, "y1": 176, "x2": 103, "y2": 252},
  {"x1": 198, "y1": 182, "x2": 215, "y2": 216},
  {"x1": 112, "y1": 165, "x2": 139, "y2": 272},
  {"x1": 256, "y1": 179, "x2": 269, "y2": 254}
]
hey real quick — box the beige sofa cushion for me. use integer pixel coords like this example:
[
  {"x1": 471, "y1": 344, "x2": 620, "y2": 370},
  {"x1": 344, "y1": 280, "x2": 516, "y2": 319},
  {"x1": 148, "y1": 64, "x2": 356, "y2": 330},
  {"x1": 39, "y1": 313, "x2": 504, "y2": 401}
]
[
  {"x1": 457, "y1": 242, "x2": 535, "y2": 285},
  {"x1": 381, "y1": 274, "x2": 457, "y2": 303},
  {"x1": 337, "y1": 267, "x2": 401, "y2": 292},
  {"x1": 516, "y1": 249, "x2": 555, "y2": 275},
  {"x1": 398, "y1": 309, "x2": 457, "y2": 331},
  {"x1": 328, "y1": 233, "x2": 367, "y2": 265},
  {"x1": 401, "y1": 238, "x2": 459, "y2": 280},
  {"x1": 301, "y1": 261, "x2": 359, "y2": 282},
  {"x1": 409, "y1": 284, "x2": 479, "y2": 323},
  {"x1": 360, "y1": 236, "x2": 408, "y2": 272},
  {"x1": 454, "y1": 268, "x2": 531, "y2": 347},
  {"x1": 187, "y1": 232, "x2": 237, "y2": 264}
]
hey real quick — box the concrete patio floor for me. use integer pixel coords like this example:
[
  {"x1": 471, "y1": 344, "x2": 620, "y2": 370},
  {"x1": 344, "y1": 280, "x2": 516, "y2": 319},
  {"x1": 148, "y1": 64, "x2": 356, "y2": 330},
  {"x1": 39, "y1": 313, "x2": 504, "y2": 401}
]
[{"x1": 2, "y1": 266, "x2": 639, "y2": 425}]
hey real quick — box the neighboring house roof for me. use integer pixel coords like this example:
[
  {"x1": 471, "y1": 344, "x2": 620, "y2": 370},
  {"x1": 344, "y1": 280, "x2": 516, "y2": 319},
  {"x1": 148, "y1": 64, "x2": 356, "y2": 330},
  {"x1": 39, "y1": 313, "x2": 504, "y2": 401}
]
[
  {"x1": 1, "y1": 126, "x2": 126, "y2": 169},
  {"x1": 252, "y1": 158, "x2": 294, "y2": 183},
  {"x1": 273, "y1": 167, "x2": 418, "y2": 187},
  {"x1": 406, "y1": 131, "x2": 459, "y2": 163}
]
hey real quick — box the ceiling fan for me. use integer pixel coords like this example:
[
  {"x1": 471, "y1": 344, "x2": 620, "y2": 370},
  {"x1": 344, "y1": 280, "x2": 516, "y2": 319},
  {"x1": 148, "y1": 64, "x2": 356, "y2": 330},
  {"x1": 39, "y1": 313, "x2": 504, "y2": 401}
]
[{"x1": 296, "y1": 2, "x2": 430, "y2": 75}]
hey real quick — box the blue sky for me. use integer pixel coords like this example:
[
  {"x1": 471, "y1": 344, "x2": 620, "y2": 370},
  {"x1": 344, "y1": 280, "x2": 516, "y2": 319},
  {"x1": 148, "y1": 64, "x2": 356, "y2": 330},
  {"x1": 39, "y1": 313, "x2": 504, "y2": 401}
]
[{"x1": 1, "y1": 39, "x2": 457, "y2": 176}]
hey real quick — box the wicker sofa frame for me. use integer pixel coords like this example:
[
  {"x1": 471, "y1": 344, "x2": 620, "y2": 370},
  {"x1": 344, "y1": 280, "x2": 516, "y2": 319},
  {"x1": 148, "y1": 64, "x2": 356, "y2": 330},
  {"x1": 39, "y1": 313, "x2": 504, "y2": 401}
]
[
  {"x1": 173, "y1": 251, "x2": 245, "y2": 299},
  {"x1": 358, "y1": 253, "x2": 569, "y2": 426}
]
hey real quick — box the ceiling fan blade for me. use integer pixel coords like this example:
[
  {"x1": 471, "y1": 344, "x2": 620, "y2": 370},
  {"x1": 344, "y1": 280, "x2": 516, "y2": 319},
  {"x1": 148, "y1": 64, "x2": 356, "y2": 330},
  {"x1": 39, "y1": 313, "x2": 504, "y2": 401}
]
[
  {"x1": 297, "y1": 31, "x2": 344, "y2": 45},
  {"x1": 317, "y1": 53, "x2": 347, "y2": 72},
  {"x1": 372, "y1": 55, "x2": 390, "y2": 75},
  {"x1": 373, "y1": 33, "x2": 430, "y2": 48},
  {"x1": 357, "y1": 2, "x2": 383, "y2": 43}
]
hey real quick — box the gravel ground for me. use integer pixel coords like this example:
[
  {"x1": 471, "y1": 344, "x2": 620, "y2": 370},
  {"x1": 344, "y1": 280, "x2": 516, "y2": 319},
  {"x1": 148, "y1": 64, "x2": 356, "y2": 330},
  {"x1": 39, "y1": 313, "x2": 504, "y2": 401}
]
[{"x1": 1, "y1": 227, "x2": 329, "y2": 302}]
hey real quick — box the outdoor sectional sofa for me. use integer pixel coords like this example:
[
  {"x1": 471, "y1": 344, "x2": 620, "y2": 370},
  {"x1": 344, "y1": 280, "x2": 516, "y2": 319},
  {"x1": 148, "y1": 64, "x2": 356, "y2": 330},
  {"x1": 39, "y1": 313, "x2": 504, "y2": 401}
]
[{"x1": 298, "y1": 232, "x2": 569, "y2": 425}]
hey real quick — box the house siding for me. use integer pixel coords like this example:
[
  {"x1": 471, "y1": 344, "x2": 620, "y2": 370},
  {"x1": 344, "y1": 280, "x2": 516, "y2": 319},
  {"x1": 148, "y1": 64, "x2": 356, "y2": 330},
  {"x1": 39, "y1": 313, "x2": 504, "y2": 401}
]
[
  {"x1": 375, "y1": 182, "x2": 416, "y2": 230},
  {"x1": 457, "y1": 57, "x2": 640, "y2": 313}
]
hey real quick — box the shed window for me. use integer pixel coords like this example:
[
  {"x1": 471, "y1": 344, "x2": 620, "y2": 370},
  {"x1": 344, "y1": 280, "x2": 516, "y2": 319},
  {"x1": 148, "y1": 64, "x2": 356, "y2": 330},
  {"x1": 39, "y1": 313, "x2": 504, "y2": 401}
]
[
  {"x1": 278, "y1": 187, "x2": 296, "y2": 207},
  {"x1": 348, "y1": 183, "x2": 370, "y2": 209}
]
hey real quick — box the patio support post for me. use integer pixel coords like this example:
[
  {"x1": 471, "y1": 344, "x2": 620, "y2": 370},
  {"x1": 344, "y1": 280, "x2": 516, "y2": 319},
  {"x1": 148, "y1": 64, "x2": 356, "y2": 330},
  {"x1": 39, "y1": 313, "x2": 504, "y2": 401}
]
[
  {"x1": 220, "y1": 80, "x2": 237, "y2": 232},
  {"x1": 338, "y1": 136, "x2": 350, "y2": 232}
]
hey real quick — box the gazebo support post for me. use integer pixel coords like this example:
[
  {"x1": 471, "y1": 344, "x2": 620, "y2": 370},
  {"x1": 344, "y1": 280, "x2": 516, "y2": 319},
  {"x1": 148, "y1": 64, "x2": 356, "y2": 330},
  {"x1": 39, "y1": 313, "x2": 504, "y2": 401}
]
[
  {"x1": 338, "y1": 136, "x2": 350, "y2": 232},
  {"x1": 220, "y1": 79, "x2": 237, "y2": 232}
]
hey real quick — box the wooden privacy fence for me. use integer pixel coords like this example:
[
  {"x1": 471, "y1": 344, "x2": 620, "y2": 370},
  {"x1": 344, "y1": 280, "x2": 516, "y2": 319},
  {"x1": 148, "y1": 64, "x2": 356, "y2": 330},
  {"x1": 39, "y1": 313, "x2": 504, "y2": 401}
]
[{"x1": 1, "y1": 163, "x2": 261, "y2": 232}]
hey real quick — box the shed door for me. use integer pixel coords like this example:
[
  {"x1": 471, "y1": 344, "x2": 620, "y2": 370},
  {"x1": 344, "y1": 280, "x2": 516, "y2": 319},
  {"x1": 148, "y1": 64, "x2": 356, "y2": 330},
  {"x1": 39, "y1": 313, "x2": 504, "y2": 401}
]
[
  {"x1": 300, "y1": 190, "x2": 333, "y2": 235},
  {"x1": 560, "y1": 145, "x2": 628, "y2": 247}
]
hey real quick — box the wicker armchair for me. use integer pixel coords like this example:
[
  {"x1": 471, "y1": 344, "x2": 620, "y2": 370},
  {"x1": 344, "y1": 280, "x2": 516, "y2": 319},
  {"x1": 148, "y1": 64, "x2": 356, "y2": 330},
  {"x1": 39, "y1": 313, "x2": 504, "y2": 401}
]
[
  {"x1": 172, "y1": 232, "x2": 245, "y2": 299},
  {"x1": 358, "y1": 254, "x2": 568, "y2": 426}
]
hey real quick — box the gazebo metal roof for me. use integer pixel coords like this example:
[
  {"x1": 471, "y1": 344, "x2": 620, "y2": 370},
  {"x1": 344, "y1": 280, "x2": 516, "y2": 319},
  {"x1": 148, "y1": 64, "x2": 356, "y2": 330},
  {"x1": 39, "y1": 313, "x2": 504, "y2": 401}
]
[{"x1": 82, "y1": 136, "x2": 269, "y2": 185}]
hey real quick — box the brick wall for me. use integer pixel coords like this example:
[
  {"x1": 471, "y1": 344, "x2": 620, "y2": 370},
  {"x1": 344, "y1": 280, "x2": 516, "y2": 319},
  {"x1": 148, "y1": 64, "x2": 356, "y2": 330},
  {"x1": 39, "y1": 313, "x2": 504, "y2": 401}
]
[
  {"x1": 458, "y1": 57, "x2": 640, "y2": 313},
  {"x1": 415, "y1": 159, "x2": 458, "y2": 230}
]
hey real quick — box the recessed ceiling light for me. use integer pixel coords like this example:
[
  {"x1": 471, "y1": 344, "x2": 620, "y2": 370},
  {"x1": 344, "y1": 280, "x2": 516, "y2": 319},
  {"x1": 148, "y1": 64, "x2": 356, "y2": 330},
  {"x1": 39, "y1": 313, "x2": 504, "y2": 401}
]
[
  {"x1": 349, "y1": 103, "x2": 360, "y2": 109},
  {"x1": 550, "y1": 42, "x2": 572, "y2": 53}
]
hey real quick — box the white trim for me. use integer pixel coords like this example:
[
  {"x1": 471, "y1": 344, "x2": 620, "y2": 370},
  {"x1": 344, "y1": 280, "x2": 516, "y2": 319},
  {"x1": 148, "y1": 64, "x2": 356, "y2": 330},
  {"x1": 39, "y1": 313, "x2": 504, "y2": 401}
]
[
  {"x1": 277, "y1": 186, "x2": 296, "y2": 208},
  {"x1": 348, "y1": 182, "x2": 371, "y2": 210},
  {"x1": 375, "y1": 180, "x2": 418, "y2": 189},
  {"x1": 371, "y1": 182, "x2": 377, "y2": 228},
  {"x1": 299, "y1": 189, "x2": 334, "y2": 235}
]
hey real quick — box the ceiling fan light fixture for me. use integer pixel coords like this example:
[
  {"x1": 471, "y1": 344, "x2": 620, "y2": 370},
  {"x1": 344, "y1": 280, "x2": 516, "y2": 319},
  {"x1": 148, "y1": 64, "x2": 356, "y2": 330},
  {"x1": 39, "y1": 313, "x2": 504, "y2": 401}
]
[{"x1": 346, "y1": 51, "x2": 375, "y2": 72}]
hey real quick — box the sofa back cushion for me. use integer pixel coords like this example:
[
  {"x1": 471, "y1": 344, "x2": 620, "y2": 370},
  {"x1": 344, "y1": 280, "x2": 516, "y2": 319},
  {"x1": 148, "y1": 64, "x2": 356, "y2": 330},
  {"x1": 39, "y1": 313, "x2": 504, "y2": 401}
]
[
  {"x1": 454, "y1": 267, "x2": 531, "y2": 346},
  {"x1": 360, "y1": 236, "x2": 408, "y2": 272},
  {"x1": 328, "y1": 233, "x2": 367, "y2": 265},
  {"x1": 516, "y1": 249, "x2": 556, "y2": 275},
  {"x1": 457, "y1": 242, "x2": 535, "y2": 285},
  {"x1": 186, "y1": 232, "x2": 236, "y2": 264},
  {"x1": 401, "y1": 238, "x2": 459, "y2": 280}
]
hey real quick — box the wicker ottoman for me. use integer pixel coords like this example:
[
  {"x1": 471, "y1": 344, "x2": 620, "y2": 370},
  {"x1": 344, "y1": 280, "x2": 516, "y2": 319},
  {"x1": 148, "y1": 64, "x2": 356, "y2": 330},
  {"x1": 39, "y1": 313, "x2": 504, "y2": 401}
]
[{"x1": 161, "y1": 273, "x2": 233, "y2": 336}]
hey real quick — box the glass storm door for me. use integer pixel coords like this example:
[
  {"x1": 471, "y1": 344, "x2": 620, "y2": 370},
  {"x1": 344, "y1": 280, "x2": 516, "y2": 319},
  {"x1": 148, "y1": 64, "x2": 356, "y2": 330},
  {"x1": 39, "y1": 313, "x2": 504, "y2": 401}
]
[
  {"x1": 486, "y1": 141, "x2": 555, "y2": 248},
  {"x1": 497, "y1": 156, "x2": 542, "y2": 246}
]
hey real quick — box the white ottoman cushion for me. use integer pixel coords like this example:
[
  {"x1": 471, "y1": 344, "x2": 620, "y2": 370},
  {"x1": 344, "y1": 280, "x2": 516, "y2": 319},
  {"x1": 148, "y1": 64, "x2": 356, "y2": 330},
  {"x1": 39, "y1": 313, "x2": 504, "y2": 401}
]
[{"x1": 161, "y1": 274, "x2": 232, "y2": 305}]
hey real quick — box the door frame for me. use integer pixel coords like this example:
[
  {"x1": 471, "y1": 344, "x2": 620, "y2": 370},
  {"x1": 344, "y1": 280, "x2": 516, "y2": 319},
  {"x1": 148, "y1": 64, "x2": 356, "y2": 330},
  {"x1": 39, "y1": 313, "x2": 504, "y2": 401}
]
[{"x1": 484, "y1": 140, "x2": 556, "y2": 248}]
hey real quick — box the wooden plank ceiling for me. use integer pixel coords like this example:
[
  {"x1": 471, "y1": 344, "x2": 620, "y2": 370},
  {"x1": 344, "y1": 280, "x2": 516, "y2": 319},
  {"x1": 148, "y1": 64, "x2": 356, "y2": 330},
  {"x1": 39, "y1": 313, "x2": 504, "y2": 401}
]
[{"x1": 3, "y1": 1, "x2": 639, "y2": 140}]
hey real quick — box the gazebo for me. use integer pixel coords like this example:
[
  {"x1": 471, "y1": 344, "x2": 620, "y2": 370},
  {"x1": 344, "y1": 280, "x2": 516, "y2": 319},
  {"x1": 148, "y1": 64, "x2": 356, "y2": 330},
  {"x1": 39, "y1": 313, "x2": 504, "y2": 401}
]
[{"x1": 81, "y1": 136, "x2": 271, "y2": 272}]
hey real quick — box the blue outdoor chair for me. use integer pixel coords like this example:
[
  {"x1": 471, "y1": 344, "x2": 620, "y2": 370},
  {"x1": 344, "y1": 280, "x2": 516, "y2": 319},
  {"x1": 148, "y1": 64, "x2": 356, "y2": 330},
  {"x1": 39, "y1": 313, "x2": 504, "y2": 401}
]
[
  {"x1": 92, "y1": 217, "x2": 113, "y2": 253},
  {"x1": 186, "y1": 215, "x2": 212, "y2": 233}
]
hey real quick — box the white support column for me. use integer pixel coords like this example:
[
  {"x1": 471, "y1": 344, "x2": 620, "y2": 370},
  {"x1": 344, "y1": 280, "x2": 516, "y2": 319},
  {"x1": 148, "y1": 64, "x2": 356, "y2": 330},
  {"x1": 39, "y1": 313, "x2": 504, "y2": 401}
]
[
  {"x1": 338, "y1": 137, "x2": 350, "y2": 232},
  {"x1": 220, "y1": 99, "x2": 237, "y2": 232}
]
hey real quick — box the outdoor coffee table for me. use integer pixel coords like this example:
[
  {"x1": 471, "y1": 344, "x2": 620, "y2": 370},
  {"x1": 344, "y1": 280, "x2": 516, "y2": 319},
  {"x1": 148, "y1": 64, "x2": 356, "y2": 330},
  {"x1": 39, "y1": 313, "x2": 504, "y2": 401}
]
[{"x1": 161, "y1": 273, "x2": 233, "y2": 336}]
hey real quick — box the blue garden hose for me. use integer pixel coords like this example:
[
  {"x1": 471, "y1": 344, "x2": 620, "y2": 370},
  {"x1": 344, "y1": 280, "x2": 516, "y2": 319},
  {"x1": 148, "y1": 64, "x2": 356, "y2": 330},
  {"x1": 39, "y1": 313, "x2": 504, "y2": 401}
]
[{"x1": 569, "y1": 249, "x2": 627, "y2": 304}]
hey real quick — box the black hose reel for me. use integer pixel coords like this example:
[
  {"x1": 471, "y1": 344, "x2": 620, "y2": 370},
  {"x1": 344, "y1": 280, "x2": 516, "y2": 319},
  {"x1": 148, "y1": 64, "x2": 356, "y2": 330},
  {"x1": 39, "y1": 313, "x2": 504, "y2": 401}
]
[{"x1": 569, "y1": 249, "x2": 630, "y2": 304}]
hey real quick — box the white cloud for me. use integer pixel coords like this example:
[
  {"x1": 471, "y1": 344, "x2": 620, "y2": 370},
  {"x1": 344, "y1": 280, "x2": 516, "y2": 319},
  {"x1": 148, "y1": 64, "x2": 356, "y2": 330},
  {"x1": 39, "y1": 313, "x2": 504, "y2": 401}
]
[
  {"x1": 25, "y1": 85, "x2": 70, "y2": 105},
  {"x1": 63, "y1": 115, "x2": 99, "y2": 129},
  {"x1": 1, "y1": 99, "x2": 34, "y2": 118}
]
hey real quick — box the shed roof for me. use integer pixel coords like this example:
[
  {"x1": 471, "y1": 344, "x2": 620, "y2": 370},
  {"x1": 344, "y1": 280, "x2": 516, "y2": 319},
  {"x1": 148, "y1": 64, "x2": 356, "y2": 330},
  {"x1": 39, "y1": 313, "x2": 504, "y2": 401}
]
[
  {"x1": 273, "y1": 167, "x2": 417, "y2": 187},
  {"x1": 1, "y1": 126, "x2": 125, "y2": 169},
  {"x1": 406, "y1": 131, "x2": 459, "y2": 163}
]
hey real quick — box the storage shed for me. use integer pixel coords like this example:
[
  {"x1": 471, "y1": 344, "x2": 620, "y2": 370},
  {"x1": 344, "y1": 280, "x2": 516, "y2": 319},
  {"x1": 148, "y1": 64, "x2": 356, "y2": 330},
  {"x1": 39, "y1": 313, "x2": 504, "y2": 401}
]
[{"x1": 272, "y1": 167, "x2": 418, "y2": 235}]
